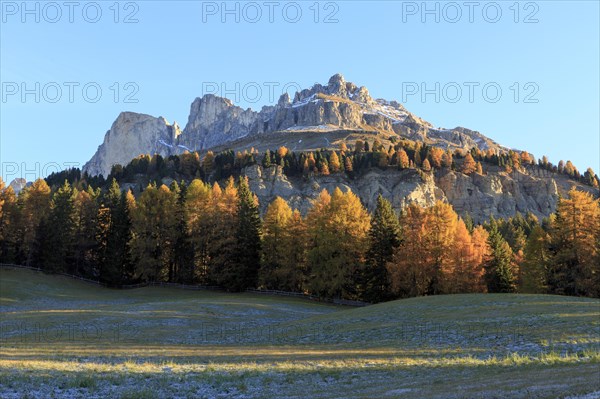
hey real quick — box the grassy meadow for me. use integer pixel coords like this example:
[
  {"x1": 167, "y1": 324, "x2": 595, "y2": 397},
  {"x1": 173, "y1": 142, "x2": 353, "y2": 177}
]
[{"x1": 0, "y1": 267, "x2": 599, "y2": 398}]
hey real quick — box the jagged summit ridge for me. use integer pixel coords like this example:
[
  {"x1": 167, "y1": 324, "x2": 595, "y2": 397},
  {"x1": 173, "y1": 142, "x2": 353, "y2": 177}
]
[
  {"x1": 83, "y1": 74, "x2": 502, "y2": 177},
  {"x1": 290, "y1": 73, "x2": 374, "y2": 105}
]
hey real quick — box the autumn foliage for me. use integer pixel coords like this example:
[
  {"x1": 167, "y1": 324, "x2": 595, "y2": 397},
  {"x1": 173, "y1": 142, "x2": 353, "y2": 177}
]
[
  {"x1": 0, "y1": 174, "x2": 598, "y2": 300},
  {"x1": 386, "y1": 202, "x2": 488, "y2": 297}
]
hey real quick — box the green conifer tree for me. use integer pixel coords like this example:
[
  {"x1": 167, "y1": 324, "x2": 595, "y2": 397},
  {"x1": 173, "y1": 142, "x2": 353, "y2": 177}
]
[
  {"x1": 362, "y1": 195, "x2": 401, "y2": 302},
  {"x1": 224, "y1": 177, "x2": 261, "y2": 291},
  {"x1": 484, "y1": 222, "x2": 517, "y2": 293}
]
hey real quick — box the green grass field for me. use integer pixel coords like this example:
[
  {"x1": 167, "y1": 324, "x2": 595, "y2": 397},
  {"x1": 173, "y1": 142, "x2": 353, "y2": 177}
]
[{"x1": 1, "y1": 267, "x2": 599, "y2": 399}]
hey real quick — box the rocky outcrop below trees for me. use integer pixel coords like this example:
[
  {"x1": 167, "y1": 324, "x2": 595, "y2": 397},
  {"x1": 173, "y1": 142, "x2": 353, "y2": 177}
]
[{"x1": 242, "y1": 164, "x2": 594, "y2": 223}]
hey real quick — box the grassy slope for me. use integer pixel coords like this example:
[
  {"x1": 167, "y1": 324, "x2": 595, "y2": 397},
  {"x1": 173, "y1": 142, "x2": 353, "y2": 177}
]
[{"x1": 1, "y1": 268, "x2": 599, "y2": 399}]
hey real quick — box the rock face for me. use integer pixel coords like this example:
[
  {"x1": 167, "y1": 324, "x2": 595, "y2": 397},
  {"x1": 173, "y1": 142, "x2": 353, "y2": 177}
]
[
  {"x1": 179, "y1": 95, "x2": 260, "y2": 151},
  {"x1": 83, "y1": 112, "x2": 181, "y2": 177},
  {"x1": 82, "y1": 73, "x2": 598, "y2": 220},
  {"x1": 243, "y1": 165, "x2": 571, "y2": 223},
  {"x1": 434, "y1": 169, "x2": 559, "y2": 222},
  {"x1": 243, "y1": 164, "x2": 444, "y2": 216},
  {"x1": 84, "y1": 74, "x2": 504, "y2": 177}
]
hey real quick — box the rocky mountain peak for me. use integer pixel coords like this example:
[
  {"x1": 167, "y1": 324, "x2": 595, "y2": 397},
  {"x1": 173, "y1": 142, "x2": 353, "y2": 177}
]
[
  {"x1": 290, "y1": 74, "x2": 374, "y2": 105},
  {"x1": 178, "y1": 93, "x2": 260, "y2": 153},
  {"x1": 187, "y1": 95, "x2": 237, "y2": 126},
  {"x1": 85, "y1": 73, "x2": 507, "y2": 178},
  {"x1": 277, "y1": 92, "x2": 291, "y2": 107},
  {"x1": 324, "y1": 73, "x2": 373, "y2": 104},
  {"x1": 83, "y1": 112, "x2": 181, "y2": 177},
  {"x1": 327, "y1": 73, "x2": 346, "y2": 95}
]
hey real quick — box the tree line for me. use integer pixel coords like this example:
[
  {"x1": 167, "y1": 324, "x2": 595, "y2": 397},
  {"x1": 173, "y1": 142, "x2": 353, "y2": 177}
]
[
  {"x1": 46, "y1": 139, "x2": 600, "y2": 191},
  {"x1": 1, "y1": 175, "x2": 598, "y2": 300}
]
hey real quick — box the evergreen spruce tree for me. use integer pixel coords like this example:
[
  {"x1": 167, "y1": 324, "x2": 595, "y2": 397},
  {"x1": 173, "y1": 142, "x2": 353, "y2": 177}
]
[
  {"x1": 95, "y1": 180, "x2": 136, "y2": 285},
  {"x1": 226, "y1": 177, "x2": 261, "y2": 291},
  {"x1": 463, "y1": 212, "x2": 475, "y2": 234},
  {"x1": 521, "y1": 225, "x2": 549, "y2": 293},
  {"x1": 42, "y1": 181, "x2": 78, "y2": 273},
  {"x1": 72, "y1": 187, "x2": 100, "y2": 278},
  {"x1": 484, "y1": 223, "x2": 517, "y2": 293},
  {"x1": 262, "y1": 150, "x2": 272, "y2": 168},
  {"x1": 172, "y1": 182, "x2": 193, "y2": 283},
  {"x1": 116, "y1": 190, "x2": 136, "y2": 284},
  {"x1": 30, "y1": 216, "x2": 51, "y2": 271},
  {"x1": 362, "y1": 195, "x2": 401, "y2": 302},
  {"x1": 97, "y1": 179, "x2": 123, "y2": 284},
  {"x1": 203, "y1": 151, "x2": 215, "y2": 177}
]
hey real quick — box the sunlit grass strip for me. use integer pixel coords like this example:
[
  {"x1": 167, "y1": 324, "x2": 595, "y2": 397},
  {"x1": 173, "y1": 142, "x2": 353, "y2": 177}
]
[
  {"x1": 2, "y1": 344, "x2": 597, "y2": 361},
  {"x1": 1, "y1": 351, "x2": 598, "y2": 376}
]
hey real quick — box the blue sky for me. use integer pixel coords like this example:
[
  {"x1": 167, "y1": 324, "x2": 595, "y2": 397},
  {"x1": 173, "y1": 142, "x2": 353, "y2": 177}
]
[{"x1": 1, "y1": 0, "x2": 598, "y2": 182}]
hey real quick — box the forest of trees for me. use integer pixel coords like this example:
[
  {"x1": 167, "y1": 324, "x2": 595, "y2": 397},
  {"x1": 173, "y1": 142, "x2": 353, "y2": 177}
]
[
  {"x1": 45, "y1": 139, "x2": 600, "y2": 192},
  {"x1": 1, "y1": 173, "x2": 598, "y2": 300}
]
